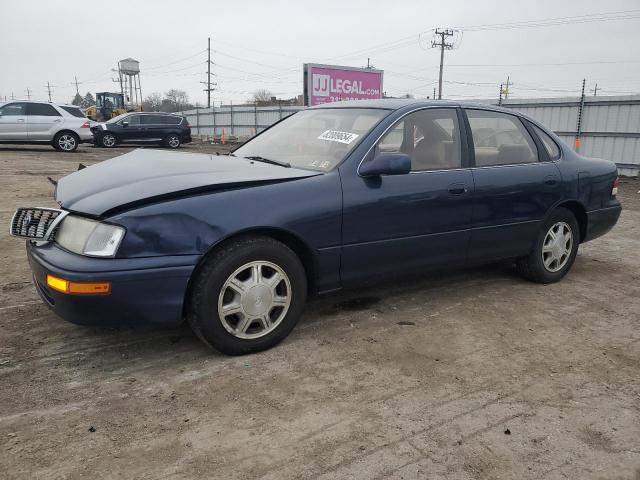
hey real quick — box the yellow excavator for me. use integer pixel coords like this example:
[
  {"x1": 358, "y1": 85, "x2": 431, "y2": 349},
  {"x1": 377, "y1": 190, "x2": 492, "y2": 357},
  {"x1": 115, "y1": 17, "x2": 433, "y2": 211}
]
[{"x1": 85, "y1": 92, "x2": 128, "y2": 122}]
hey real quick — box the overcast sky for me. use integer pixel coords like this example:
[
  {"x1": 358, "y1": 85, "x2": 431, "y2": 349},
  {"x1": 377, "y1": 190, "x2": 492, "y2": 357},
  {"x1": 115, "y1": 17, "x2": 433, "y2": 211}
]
[{"x1": 2, "y1": 0, "x2": 639, "y2": 106}]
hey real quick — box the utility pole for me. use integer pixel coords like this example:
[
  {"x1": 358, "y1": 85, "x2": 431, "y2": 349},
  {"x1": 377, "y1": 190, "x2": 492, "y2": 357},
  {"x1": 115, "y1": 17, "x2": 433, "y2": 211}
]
[
  {"x1": 45, "y1": 81, "x2": 54, "y2": 102},
  {"x1": 201, "y1": 37, "x2": 215, "y2": 108},
  {"x1": 73, "y1": 76, "x2": 81, "y2": 95},
  {"x1": 575, "y1": 78, "x2": 586, "y2": 151},
  {"x1": 433, "y1": 87, "x2": 436, "y2": 100},
  {"x1": 431, "y1": 28, "x2": 454, "y2": 100},
  {"x1": 498, "y1": 83, "x2": 504, "y2": 105},
  {"x1": 591, "y1": 83, "x2": 599, "y2": 96},
  {"x1": 25, "y1": 88, "x2": 31, "y2": 100},
  {"x1": 502, "y1": 75, "x2": 513, "y2": 100}
]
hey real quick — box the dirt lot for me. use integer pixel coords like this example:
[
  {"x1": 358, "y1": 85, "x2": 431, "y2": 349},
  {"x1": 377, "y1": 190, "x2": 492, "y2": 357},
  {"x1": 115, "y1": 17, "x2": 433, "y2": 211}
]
[{"x1": 0, "y1": 142, "x2": 638, "y2": 480}]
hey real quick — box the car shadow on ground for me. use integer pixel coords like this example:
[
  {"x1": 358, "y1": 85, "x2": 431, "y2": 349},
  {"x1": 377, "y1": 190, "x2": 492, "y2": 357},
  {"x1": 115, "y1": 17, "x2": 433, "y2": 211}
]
[{"x1": 23, "y1": 260, "x2": 520, "y2": 368}]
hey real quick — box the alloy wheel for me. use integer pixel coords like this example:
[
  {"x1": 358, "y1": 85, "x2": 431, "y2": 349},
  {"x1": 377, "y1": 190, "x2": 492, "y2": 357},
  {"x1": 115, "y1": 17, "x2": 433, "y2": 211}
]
[
  {"x1": 58, "y1": 134, "x2": 76, "y2": 151},
  {"x1": 541, "y1": 221, "x2": 573, "y2": 272},
  {"x1": 217, "y1": 261, "x2": 291, "y2": 339},
  {"x1": 102, "y1": 134, "x2": 116, "y2": 147},
  {"x1": 168, "y1": 136, "x2": 180, "y2": 148}
]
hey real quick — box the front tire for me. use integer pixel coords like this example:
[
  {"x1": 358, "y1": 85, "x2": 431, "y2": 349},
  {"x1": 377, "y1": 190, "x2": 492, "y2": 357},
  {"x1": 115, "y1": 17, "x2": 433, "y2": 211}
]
[
  {"x1": 165, "y1": 134, "x2": 181, "y2": 148},
  {"x1": 100, "y1": 133, "x2": 117, "y2": 148},
  {"x1": 187, "y1": 236, "x2": 307, "y2": 355},
  {"x1": 53, "y1": 132, "x2": 79, "y2": 152},
  {"x1": 516, "y1": 207, "x2": 580, "y2": 284}
]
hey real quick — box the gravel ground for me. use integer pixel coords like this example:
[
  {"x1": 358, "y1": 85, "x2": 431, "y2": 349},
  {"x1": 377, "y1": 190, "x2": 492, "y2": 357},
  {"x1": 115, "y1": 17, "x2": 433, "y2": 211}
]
[{"x1": 0, "y1": 142, "x2": 638, "y2": 480}]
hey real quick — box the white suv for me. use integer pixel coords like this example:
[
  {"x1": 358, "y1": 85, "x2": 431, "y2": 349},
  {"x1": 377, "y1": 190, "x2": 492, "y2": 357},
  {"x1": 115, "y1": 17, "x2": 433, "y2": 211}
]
[{"x1": 0, "y1": 101, "x2": 94, "y2": 152}]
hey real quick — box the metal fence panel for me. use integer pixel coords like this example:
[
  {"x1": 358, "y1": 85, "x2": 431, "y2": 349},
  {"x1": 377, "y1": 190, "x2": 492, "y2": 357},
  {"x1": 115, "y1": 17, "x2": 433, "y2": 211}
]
[{"x1": 179, "y1": 96, "x2": 640, "y2": 175}]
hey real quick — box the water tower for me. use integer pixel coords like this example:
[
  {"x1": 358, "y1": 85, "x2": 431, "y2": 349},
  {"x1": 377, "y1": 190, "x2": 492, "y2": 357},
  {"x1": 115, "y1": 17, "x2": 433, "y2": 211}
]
[{"x1": 118, "y1": 58, "x2": 142, "y2": 110}]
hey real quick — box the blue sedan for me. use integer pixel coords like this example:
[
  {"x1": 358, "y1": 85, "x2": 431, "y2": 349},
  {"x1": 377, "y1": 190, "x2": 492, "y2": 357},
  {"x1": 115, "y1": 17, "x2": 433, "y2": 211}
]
[{"x1": 11, "y1": 99, "x2": 621, "y2": 355}]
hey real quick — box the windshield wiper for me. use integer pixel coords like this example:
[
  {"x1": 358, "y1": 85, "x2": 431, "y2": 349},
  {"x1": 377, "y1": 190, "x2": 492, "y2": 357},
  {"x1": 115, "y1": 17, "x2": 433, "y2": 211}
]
[{"x1": 244, "y1": 155, "x2": 291, "y2": 168}]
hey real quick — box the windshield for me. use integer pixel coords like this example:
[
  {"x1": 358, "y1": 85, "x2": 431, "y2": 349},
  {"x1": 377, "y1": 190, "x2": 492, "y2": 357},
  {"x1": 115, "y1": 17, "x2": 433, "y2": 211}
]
[
  {"x1": 106, "y1": 113, "x2": 129, "y2": 124},
  {"x1": 233, "y1": 108, "x2": 388, "y2": 171}
]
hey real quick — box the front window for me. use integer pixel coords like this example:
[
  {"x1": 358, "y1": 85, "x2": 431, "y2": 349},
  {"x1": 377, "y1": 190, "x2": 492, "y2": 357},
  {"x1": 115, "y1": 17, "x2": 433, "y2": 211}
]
[
  {"x1": 0, "y1": 103, "x2": 26, "y2": 116},
  {"x1": 106, "y1": 113, "x2": 129, "y2": 124},
  {"x1": 233, "y1": 108, "x2": 388, "y2": 171},
  {"x1": 97, "y1": 94, "x2": 123, "y2": 110},
  {"x1": 372, "y1": 108, "x2": 462, "y2": 171}
]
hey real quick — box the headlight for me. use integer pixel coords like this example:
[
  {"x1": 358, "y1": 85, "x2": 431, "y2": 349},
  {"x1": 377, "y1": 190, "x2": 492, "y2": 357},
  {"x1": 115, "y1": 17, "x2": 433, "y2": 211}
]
[{"x1": 55, "y1": 215, "x2": 125, "y2": 258}]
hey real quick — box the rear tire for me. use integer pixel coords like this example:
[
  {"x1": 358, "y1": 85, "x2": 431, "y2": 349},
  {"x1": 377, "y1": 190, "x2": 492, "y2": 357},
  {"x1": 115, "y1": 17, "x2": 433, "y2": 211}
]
[
  {"x1": 165, "y1": 134, "x2": 181, "y2": 149},
  {"x1": 100, "y1": 133, "x2": 117, "y2": 148},
  {"x1": 53, "y1": 131, "x2": 79, "y2": 152},
  {"x1": 186, "y1": 236, "x2": 307, "y2": 355},
  {"x1": 516, "y1": 207, "x2": 580, "y2": 284}
]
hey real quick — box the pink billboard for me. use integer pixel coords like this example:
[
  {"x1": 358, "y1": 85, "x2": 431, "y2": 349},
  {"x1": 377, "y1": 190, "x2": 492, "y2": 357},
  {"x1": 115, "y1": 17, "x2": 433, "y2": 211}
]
[{"x1": 304, "y1": 63, "x2": 384, "y2": 106}]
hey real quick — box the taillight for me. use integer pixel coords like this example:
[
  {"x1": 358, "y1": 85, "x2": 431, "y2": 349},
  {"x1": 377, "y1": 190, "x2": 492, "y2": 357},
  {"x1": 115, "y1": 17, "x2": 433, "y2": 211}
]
[
  {"x1": 80, "y1": 121, "x2": 90, "y2": 129},
  {"x1": 612, "y1": 176, "x2": 619, "y2": 196}
]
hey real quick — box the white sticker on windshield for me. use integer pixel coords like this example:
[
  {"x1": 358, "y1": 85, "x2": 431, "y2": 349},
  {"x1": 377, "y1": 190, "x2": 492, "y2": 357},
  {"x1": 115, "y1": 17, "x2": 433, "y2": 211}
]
[{"x1": 317, "y1": 130, "x2": 359, "y2": 145}]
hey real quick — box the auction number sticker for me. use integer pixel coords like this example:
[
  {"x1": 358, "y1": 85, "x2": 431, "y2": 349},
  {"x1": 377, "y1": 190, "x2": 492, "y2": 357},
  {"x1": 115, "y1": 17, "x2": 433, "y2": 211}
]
[{"x1": 317, "y1": 130, "x2": 359, "y2": 145}]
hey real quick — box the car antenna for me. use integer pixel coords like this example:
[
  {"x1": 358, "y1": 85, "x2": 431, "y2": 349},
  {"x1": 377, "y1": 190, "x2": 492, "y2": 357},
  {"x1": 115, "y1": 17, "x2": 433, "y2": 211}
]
[{"x1": 46, "y1": 176, "x2": 58, "y2": 186}]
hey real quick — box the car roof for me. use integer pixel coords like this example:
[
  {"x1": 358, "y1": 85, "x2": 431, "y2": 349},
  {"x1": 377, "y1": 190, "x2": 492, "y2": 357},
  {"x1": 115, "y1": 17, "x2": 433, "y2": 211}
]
[
  {"x1": 309, "y1": 98, "x2": 519, "y2": 115},
  {"x1": 126, "y1": 112, "x2": 183, "y2": 116},
  {"x1": 0, "y1": 100, "x2": 80, "y2": 108}
]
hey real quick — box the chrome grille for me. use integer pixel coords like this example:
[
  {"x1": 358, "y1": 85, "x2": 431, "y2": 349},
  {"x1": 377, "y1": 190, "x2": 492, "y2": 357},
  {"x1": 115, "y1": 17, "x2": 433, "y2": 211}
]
[{"x1": 10, "y1": 208, "x2": 67, "y2": 240}]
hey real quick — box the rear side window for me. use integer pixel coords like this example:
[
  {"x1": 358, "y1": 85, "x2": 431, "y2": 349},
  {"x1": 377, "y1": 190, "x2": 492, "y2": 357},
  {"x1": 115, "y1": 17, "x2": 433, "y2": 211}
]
[
  {"x1": 27, "y1": 103, "x2": 60, "y2": 116},
  {"x1": 141, "y1": 115, "x2": 159, "y2": 125},
  {"x1": 161, "y1": 115, "x2": 182, "y2": 125},
  {"x1": 531, "y1": 124, "x2": 561, "y2": 161},
  {"x1": 0, "y1": 103, "x2": 27, "y2": 115},
  {"x1": 466, "y1": 109, "x2": 537, "y2": 166},
  {"x1": 61, "y1": 106, "x2": 86, "y2": 118}
]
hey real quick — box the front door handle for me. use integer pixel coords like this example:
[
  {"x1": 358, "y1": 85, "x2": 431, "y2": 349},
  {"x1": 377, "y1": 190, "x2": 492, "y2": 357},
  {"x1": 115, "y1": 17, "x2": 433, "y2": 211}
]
[
  {"x1": 544, "y1": 175, "x2": 558, "y2": 186},
  {"x1": 17, "y1": 118, "x2": 25, "y2": 122},
  {"x1": 448, "y1": 183, "x2": 468, "y2": 195},
  {"x1": 53, "y1": 119, "x2": 62, "y2": 123}
]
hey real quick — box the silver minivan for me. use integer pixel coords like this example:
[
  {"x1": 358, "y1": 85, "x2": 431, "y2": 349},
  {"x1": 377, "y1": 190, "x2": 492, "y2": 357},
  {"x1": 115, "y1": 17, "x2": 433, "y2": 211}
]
[{"x1": 0, "y1": 101, "x2": 94, "y2": 152}]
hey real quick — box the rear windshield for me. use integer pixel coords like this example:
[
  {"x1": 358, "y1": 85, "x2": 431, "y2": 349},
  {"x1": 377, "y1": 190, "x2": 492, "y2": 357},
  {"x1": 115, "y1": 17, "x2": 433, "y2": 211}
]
[{"x1": 61, "y1": 106, "x2": 86, "y2": 118}]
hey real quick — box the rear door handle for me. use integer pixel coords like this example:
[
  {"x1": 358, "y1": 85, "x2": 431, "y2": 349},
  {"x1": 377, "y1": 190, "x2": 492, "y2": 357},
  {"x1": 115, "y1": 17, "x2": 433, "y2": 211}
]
[
  {"x1": 448, "y1": 183, "x2": 468, "y2": 195},
  {"x1": 17, "y1": 118, "x2": 25, "y2": 123}
]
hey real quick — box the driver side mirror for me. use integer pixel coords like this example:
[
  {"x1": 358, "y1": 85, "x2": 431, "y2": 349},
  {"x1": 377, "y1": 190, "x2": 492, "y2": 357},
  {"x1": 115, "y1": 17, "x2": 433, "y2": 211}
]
[{"x1": 359, "y1": 152, "x2": 411, "y2": 177}]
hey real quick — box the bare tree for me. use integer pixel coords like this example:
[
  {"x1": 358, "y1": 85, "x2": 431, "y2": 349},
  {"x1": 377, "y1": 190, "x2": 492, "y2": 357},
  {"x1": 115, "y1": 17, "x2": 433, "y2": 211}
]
[
  {"x1": 252, "y1": 89, "x2": 273, "y2": 105},
  {"x1": 142, "y1": 92, "x2": 163, "y2": 112},
  {"x1": 165, "y1": 89, "x2": 189, "y2": 112}
]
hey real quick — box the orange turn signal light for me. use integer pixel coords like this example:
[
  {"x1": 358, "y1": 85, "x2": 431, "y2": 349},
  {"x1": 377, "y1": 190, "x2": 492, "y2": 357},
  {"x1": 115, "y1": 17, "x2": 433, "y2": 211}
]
[{"x1": 46, "y1": 275, "x2": 111, "y2": 295}]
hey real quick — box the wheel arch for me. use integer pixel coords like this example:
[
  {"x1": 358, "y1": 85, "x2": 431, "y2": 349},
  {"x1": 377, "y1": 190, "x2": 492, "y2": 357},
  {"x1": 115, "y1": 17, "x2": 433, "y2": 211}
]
[
  {"x1": 182, "y1": 227, "x2": 319, "y2": 318},
  {"x1": 554, "y1": 200, "x2": 588, "y2": 242},
  {"x1": 52, "y1": 129, "x2": 79, "y2": 142}
]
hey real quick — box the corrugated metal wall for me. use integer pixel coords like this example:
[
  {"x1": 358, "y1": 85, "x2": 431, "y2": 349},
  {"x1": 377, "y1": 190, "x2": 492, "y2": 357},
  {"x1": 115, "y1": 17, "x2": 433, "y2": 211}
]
[
  {"x1": 180, "y1": 95, "x2": 640, "y2": 176},
  {"x1": 180, "y1": 105, "x2": 304, "y2": 139},
  {"x1": 498, "y1": 95, "x2": 640, "y2": 176}
]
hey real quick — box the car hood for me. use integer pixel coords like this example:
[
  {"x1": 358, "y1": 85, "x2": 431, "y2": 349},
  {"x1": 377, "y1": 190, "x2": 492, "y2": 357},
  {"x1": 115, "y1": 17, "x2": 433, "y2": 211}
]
[{"x1": 56, "y1": 149, "x2": 321, "y2": 216}]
